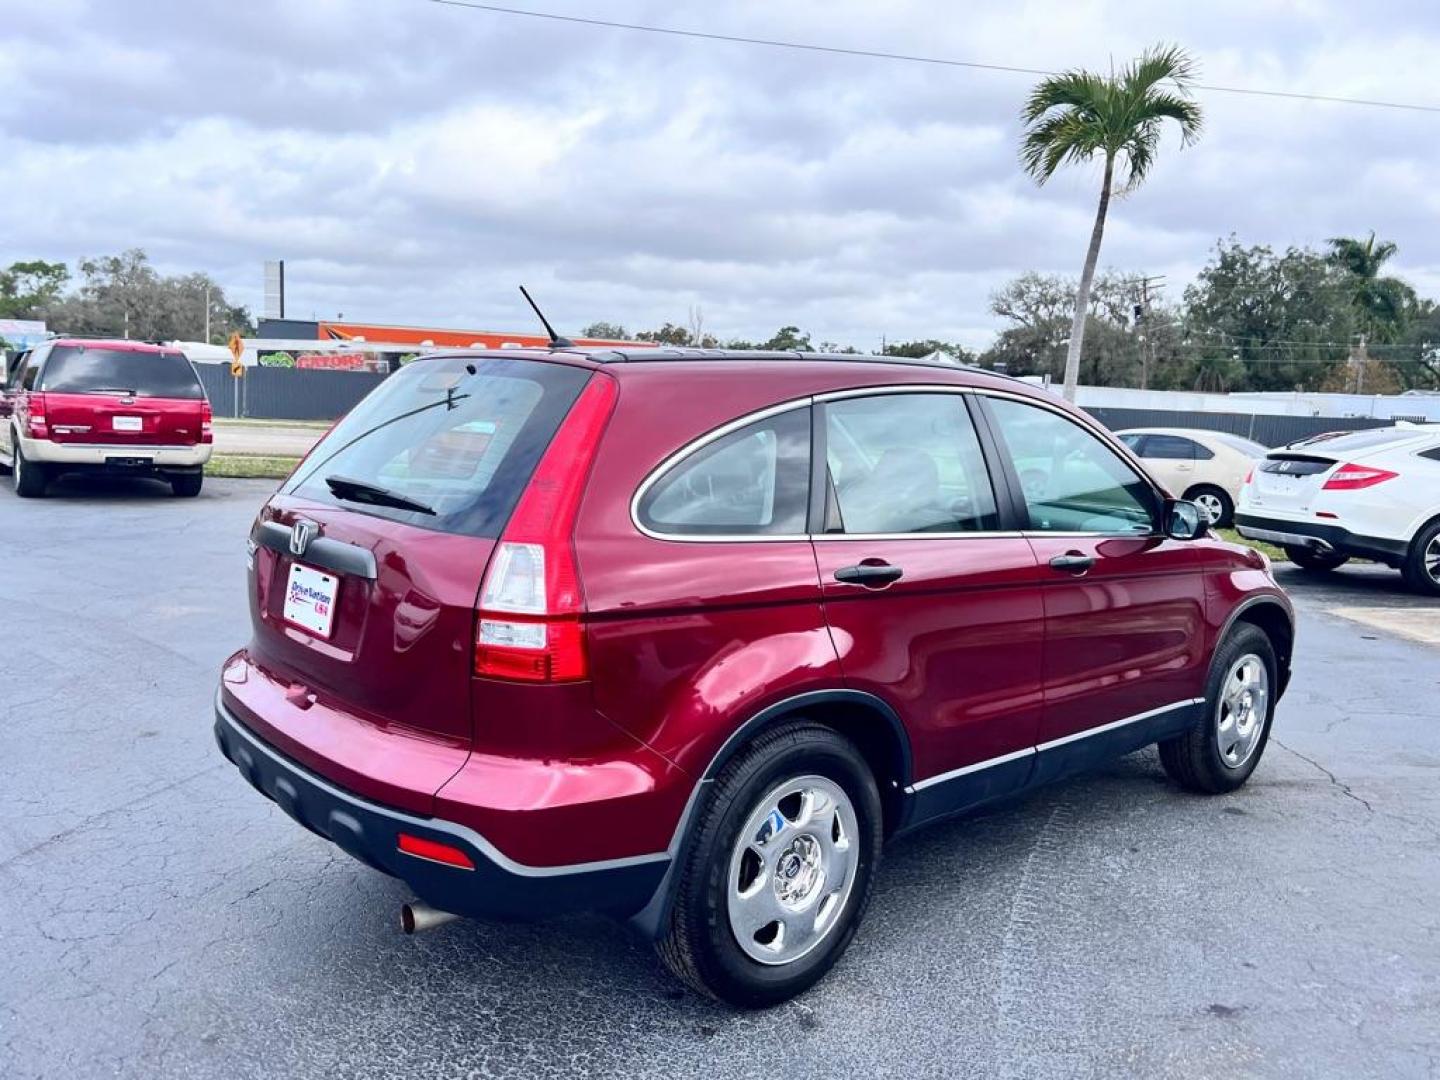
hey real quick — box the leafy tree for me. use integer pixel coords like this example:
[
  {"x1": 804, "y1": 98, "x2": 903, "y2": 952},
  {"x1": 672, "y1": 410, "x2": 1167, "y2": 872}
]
[
  {"x1": 40, "y1": 249, "x2": 252, "y2": 342},
  {"x1": 1019, "y1": 44, "x2": 1203, "y2": 401},
  {"x1": 883, "y1": 339, "x2": 975, "y2": 363},
  {"x1": 760, "y1": 326, "x2": 811, "y2": 351},
  {"x1": 581, "y1": 321, "x2": 629, "y2": 340},
  {"x1": 0, "y1": 259, "x2": 69, "y2": 319},
  {"x1": 1181, "y1": 239, "x2": 1354, "y2": 392},
  {"x1": 633, "y1": 322, "x2": 693, "y2": 346}
]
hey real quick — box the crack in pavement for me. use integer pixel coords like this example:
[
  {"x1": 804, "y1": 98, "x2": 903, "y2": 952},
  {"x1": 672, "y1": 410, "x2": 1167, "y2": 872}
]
[{"x1": 1273, "y1": 737, "x2": 1375, "y2": 812}]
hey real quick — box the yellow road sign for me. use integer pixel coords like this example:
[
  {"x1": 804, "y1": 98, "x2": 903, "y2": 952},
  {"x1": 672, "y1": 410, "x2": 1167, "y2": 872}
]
[
  {"x1": 228, "y1": 332, "x2": 244, "y2": 363},
  {"x1": 230, "y1": 361, "x2": 245, "y2": 378}
]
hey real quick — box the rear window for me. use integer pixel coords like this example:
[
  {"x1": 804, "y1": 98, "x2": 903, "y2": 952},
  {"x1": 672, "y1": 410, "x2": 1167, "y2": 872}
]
[
  {"x1": 39, "y1": 346, "x2": 204, "y2": 399},
  {"x1": 285, "y1": 356, "x2": 589, "y2": 538},
  {"x1": 1207, "y1": 432, "x2": 1268, "y2": 456},
  {"x1": 1278, "y1": 427, "x2": 1425, "y2": 455}
]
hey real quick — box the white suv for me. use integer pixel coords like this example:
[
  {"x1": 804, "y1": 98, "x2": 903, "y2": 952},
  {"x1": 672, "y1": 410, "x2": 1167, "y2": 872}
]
[{"x1": 1236, "y1": 425, "x2": 1440, "y2": 595}]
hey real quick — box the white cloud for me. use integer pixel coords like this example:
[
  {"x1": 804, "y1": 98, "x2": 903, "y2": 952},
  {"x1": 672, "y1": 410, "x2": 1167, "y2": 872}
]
[{"x1": 1, "y1": 0, "x2": 1438, "y2": 348}]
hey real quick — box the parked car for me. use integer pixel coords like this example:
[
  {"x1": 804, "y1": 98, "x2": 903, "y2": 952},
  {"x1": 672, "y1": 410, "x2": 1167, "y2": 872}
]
[
  {"x1": 1237, "y1": 424, "x2": 1440, "y2": 595},
  {"x1": 214, "y1": 348, "x2": 1295, "y2": 1006},
  {"x1": 0, "y1": 338, "x2": 213, "y2": 497},
  {"x1": 1115, "y1": 427, "x2": 1267, "y2": 527}
]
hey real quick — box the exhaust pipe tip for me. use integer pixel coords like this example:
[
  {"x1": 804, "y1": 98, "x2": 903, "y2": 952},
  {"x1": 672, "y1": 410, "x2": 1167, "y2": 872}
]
[{"x1": 401, "y1": 901, "x2": 459, "y2": 935}]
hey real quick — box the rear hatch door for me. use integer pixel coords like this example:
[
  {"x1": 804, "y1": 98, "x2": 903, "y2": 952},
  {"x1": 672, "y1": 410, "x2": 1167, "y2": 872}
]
[
  {"x1": 247, "y1": 354, "x2": 592, "y2": 760},
  {"x1": 39, "y1": 344, "x2": 206, "y2": 445},
  {"x1": 1250, "y1": 453, "x2": 1338, "y2": 514},
  {"x1": 1251, "y1": 428, "x2": 1430, "y2": 514}
]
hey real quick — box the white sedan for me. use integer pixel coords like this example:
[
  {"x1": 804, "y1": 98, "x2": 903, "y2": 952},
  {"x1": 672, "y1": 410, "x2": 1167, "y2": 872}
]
[
  {"x1": 1236, "y1": 424, "x2": 1440, "y2": 595},
  {"x1": 1116, "y1": 427, "x2": 1267, "y2": 526}
]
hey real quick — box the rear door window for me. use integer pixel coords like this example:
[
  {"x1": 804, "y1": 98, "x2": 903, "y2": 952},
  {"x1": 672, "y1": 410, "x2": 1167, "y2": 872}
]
[
  {"x1": 286, "y1": 356, "x2": 590, "y2": 538},
  {"x1": 39, "y1": 346, "x2": 204, "y2": 399},
  {"x1": 824, "y1": 393, "x2": 998, "y2": 534},
  {"x1": 1141, "y1": 434, "x2": 1201, "y2": 460},
  {"x1": 637, "y1": 408, "x2": 811, "y2": 537}
]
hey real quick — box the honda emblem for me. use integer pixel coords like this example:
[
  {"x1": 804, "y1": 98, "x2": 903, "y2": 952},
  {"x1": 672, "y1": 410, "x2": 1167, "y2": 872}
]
[{"x1": 289, "y1": 519, "x2": 317, "y2": 557}]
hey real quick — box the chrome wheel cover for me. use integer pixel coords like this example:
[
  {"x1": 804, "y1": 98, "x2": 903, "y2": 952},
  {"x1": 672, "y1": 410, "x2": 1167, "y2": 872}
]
[
  {"x1": 1194, "y1": 491, "x2": 1225, "y2": 524},
  {"x1": 1217, "y1": 653, "x2": 1269, "y2": 769},
  {"x1": 727, "y1": 775, "x2": 858, "y2": 966}
]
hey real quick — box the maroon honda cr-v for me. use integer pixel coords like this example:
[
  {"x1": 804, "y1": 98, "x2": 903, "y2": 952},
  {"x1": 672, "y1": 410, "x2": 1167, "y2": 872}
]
[{"x1": 215, "y1": 348, "x2": 1294, "y2": 1006}]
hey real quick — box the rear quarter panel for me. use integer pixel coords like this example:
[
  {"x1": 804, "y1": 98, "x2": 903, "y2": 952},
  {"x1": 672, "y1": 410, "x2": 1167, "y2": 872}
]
[{"x1": 576, "y1": 367, "x2": 842, "y2": 778}]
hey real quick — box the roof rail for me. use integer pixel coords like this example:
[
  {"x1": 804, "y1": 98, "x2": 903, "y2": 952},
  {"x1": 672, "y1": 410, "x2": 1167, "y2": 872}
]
[{"x1": 568, "y1": 346, "x2": 1023, "y2": 382}]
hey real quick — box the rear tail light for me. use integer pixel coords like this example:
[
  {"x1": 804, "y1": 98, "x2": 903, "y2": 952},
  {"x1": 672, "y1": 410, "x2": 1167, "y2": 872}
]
[
  {"x1": 201, "y1": 400, "x2": 214, "y2": 444},
  {"x1": 1242, "y1": 467, "x2": 1254, "y2": 485},
  {"x1": 26, "y1": 392, "x2": 47, "y2": 439},
  {"x1": 473, "y1": 375, "x2": 617, "y2": 683},
  {"x1": 1322, "y1": 463, "x2": 1399, "y2": 490}
]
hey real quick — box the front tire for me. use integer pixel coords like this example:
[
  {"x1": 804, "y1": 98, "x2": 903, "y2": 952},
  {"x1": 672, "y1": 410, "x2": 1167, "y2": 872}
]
[
  {"x1": 1284, "y1": 545, "x2": 1349, "y2": 573},
  {"x1": 1401, "y1": 519, "x2": 1440, "y2": 597},
  {"x1": 657, "y1": 723, "x2": 882, "y2": 1007},
  {"x1": 13, "y1": 438, "x2": 48, "y2": 498},
  {"x1": 1159, "y1": 624, "x2": 1277, "y2": 795}
]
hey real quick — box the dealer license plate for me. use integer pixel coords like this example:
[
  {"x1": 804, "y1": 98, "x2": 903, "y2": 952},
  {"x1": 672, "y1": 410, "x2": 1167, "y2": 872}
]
[{"x1": 284, "y1": 563, "x2": 338, "y2": 638}]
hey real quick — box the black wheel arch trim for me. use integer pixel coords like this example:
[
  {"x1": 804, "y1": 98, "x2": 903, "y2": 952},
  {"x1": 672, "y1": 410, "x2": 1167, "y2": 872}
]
[
  {"x1": 630, "y1": 687, "x2": 913, "y2": 940},
  {"x1": 1216, "y1": 594, "x2": 1295, "y2": 698}
]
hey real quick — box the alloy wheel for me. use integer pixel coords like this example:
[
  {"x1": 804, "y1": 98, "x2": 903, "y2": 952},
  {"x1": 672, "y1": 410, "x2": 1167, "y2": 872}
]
[
  {"x1": 1217, "y1": 653, "x2": 1269, "y2": 769},
  {"x1": 1426, "y1": 535, "x2": 1440, "y2": 585},
  {"x1": 726, "y1": 775, "x2": 858, "y2": 966},
  {"x1": 1194, "y1": 491, "x2": 1225, "y2": 524}
]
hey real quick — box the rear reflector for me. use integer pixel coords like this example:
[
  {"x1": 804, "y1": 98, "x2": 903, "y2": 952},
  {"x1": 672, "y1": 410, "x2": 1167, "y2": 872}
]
[
  {"x1": 1322, "y1": 463, "x2": 1399, "y2": 490},
  {"x1": 397, "y1": 833, "x2": 475, "y2": 870}
]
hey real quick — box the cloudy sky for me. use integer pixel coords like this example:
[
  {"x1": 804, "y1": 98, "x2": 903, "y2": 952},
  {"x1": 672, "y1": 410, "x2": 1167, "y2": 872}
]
[{"x1": 3, "y1": 0, "x2": 1439, "y2": 348}]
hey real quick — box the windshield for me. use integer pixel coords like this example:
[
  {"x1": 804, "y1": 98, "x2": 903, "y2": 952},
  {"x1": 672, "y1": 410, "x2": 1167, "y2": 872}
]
[
  {"x1": 285, "y1": 355, "x2": 589, "y2": 538},
  {"x1": 39, "y1": 346, "x2": 205, "y2": 399}
]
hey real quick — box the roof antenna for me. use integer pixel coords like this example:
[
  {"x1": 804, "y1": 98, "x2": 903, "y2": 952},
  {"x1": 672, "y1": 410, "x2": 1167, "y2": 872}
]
[{"x1": 518, "y1": 285, "x2": 575, "y2": 348}]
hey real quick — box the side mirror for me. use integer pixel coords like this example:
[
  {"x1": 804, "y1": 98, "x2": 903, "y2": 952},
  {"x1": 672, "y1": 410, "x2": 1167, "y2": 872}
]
[{"x1": 1165, "y1": 498, "x2": 1206, "y2": 540}]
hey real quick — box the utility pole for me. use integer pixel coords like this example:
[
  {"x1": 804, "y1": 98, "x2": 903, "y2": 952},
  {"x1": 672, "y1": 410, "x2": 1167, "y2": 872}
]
[
  {"x1": 204, "y1": 284, "x2": 211, "y2": 344},
  {"x1": 1133, "y1": 275, "x2": 1166, "y2": 390}
]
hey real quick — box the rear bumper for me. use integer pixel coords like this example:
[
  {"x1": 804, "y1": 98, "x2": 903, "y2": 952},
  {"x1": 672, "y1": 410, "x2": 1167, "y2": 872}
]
[
  {"x1": 214, "y1": 694, "x2": 669, "y2": 922},
  {"x1": 1235, "y1": 513, "x2": 1409, "y2": 564},
  {"x1": 21, "y1": 434, "x2": 212, "y2": 469}
]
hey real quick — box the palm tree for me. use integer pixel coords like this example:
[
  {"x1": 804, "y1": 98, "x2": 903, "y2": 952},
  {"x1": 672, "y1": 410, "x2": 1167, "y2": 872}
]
[
  {"x1": 1020, "y1": 45, "x2": 1203, "y2": 401},
  {"x1": 1325, "y1": 232, "x2": 1414, "y2": 344}
]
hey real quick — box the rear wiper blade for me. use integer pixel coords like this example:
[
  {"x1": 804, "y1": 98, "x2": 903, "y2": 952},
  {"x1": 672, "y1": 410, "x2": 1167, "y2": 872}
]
[
  {"x1": 90, "y1": 387, "x2": 137, "y2": 395},
  {"x1": 324, "y1": 474, "x2": 435, "y2": 516}
]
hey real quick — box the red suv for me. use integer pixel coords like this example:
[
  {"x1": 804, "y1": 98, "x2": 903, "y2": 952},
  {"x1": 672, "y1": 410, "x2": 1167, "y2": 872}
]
[
  {"x1": 215, "y1": 348, "x2": 1294, "y2": 1006},
  {"x1": 0, "y1": 338, "x2": 213, "y2": 498}
]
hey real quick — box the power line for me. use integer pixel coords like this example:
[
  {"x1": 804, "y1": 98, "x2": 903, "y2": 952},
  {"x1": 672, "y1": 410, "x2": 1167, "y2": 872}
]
[{"x1": 421, "y1": 0, "x2": 1440, "y2": 116}]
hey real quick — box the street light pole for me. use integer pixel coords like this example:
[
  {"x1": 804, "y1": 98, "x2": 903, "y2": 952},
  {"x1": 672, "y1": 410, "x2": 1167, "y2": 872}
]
[{"x1": 204, "y1": 285, "x2": 211, "y2": 343}]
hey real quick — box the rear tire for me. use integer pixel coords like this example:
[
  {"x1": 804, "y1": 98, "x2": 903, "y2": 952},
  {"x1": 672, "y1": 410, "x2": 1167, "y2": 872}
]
[
  {"x1": 170, "y1": 472, "x2": 204, "y2": 498},
  {"x1": 1284, "y1": 545, "x2": 1349, "y2": 573},
  {"x1": 656, "y1": 723, "x2": 882, "y2": 1007},
  {"x1": 1187, "y1": 485, "x2": 1233, "y2": 528},
  {"x1": 1159, "y1": 624, "x2": 1277, "y2": 795},
  {"x1": 13, "y1": 439, "x2": 48, "y2": 498},
  {"x1": 1401, "y1": 519, "x2": 1440, "y2": 597}
]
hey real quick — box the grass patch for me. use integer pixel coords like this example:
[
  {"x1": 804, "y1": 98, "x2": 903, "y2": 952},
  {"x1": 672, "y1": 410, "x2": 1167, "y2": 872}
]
[
  {"x1": 1218, "y1": 527, "x2": 1288, "y2": 563},
  {"x1": 207, "y1": 454, "x2": 301, "y2": 480}
]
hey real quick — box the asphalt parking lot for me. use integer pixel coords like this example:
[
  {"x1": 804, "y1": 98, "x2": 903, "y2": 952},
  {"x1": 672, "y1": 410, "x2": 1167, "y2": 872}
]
[{"x1": 2, "y1": 476, "x2": 1438, "y2": 1080}]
